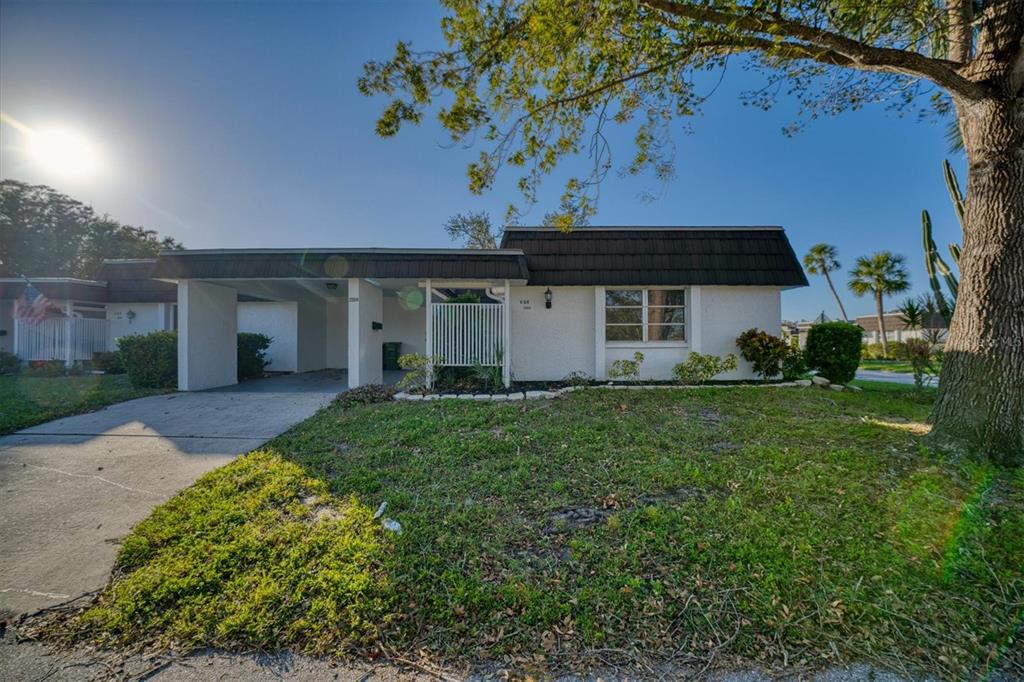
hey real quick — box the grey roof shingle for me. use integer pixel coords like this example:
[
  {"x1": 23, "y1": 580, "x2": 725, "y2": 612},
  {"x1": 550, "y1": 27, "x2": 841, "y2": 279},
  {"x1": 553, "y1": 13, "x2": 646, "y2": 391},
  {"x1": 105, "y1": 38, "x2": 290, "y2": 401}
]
[
  {"x1": 151, "y1": 249, "x2": 530, "y2": 281},
  {"x1": 499, "y1": 227, "x2": 808, "y2": 287}
]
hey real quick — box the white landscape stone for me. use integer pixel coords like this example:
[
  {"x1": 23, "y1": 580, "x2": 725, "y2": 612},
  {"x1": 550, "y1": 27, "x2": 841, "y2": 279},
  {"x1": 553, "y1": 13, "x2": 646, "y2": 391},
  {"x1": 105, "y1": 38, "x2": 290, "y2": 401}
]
[
  {"x1": 473, "y1": 394, "x2": 491, "y2": 401},
  {"x1": 794, "y1": 379, "x2": 813, "y2": 387},
  {"x1": 830, "y1": 384, "x2": 845, "y2": 392},
  {"x1": 491, "y1": 394, "x2": 508, "y2": 401},
  {"x1": 506, "y1": 392, "x2": 525, "y2": 401},
  {"x1": 846, "y1": 385, "x2": 863, "y2": 392},
  {"x1": 811, "y1": 375, "x2": 831, "y2": 386}
]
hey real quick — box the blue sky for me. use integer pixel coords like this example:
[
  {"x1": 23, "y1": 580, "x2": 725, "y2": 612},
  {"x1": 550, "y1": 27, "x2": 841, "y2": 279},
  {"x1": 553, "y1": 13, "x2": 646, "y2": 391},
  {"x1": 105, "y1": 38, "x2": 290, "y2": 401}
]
[{"x1": 0, "y1": 0, "x2": 965, "y2": 321}]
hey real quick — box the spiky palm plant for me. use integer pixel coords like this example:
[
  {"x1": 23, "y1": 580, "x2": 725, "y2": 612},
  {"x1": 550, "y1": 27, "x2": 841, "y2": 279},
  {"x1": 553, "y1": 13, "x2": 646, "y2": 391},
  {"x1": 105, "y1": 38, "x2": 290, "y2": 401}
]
[
  {"x1": 848, "y1": 252, "x2": 910, "y2": 358},
  {"x1": 802, "y1": 243, "x2": 848, "y2": 322}
]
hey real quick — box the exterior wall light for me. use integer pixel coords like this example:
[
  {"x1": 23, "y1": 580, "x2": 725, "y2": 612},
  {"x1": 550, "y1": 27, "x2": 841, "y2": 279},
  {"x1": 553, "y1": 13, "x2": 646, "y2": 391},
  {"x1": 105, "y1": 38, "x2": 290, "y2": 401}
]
[
  {"x1": 126, "y1": 309, "x2": 136, "y2": 323},
  {"x1": 544, "y1": 288, "x2": 553, "y2": 309}
]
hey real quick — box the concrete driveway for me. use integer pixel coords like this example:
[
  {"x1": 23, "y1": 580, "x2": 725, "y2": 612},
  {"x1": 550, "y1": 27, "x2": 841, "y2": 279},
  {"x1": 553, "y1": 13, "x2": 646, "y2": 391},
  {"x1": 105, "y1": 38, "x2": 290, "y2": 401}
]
[{"x1": 0, "y1": 371, "x2": 348, "y2": 616}]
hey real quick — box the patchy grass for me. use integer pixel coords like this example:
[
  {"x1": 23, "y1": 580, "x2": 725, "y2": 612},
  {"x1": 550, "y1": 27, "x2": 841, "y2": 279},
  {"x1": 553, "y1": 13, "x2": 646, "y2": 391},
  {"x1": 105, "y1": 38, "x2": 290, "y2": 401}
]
[
  {"x1": 55, "y1": 384, "x2": 1022, "y2": 678},
  {"x1": 0, "y1": 374, "x2": 168, "y2": 434}
]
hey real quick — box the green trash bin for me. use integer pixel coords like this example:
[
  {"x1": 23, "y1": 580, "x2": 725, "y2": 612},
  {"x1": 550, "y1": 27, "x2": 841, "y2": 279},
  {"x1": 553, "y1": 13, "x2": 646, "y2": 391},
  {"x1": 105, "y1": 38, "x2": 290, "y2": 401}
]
[{"x1": 382, "y1": 342, "x2": 402, "y2": 371}]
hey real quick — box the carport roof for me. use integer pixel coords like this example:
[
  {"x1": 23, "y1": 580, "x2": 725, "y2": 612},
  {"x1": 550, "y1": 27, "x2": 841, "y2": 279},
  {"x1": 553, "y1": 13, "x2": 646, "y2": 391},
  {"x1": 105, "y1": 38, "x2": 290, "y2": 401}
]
[{"x1": 151, "y1": 248, "x2": 531, "y2": 282}]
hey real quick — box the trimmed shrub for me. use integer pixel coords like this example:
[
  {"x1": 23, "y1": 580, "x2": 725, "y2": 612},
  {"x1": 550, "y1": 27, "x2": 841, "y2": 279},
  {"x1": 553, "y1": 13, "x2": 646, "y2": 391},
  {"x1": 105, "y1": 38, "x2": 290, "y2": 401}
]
[
  {"x1": 805, "y1": 322, "x2": 863, "y2": 384},
  {"x1": 0, "y1": 350, "x2": 20, "y2": 376},
  {"x1": 237, "y1": 332, "x2": 272, "y2": 381},
  {"x1": 672, "y1": 352, "x2": 737, "y2": 385},
  {"x1": 92, "y1": 350, "x2": 125, "y2": 374},
  {"x1": 735, "y1": 328, "x2": 788, "y2": 380},
  {"x1": 119, "y1": 331, "x2": 178, "y2": 388}
]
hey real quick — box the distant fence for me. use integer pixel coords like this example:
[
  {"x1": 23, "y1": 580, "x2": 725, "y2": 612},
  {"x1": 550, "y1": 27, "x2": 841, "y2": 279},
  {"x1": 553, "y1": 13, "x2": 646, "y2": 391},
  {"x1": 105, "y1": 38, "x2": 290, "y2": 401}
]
[
  {"x1": 14, "y1": 317, "x2": 110, "y2": 363},
  {"x1": 431, "y1": 303, "x2": 503, "y2": 366}
]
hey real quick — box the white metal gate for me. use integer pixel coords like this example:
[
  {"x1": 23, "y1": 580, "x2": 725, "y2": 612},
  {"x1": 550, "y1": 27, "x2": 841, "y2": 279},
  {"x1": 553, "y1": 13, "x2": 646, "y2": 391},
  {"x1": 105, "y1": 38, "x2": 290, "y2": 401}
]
[
  {"x1": 430, "y1": 303, "x2": 503, "y2": 366},
  {"x1": 14, "y1": 317, "x2": 110, "y2": 363}
]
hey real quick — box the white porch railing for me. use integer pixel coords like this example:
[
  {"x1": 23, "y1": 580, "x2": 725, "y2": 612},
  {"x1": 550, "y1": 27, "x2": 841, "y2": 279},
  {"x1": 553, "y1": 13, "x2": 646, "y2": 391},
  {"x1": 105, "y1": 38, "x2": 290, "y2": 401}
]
[
  {"x1": 430, "y1": 303, "x2": 503, "y2": 366},
  {"x1": 14, "y1": 317, "x2": 110, "y2": 364}
]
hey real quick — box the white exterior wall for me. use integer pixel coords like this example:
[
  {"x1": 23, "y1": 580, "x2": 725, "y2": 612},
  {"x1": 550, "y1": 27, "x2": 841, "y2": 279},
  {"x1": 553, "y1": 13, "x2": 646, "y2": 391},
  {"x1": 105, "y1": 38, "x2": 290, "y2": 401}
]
[
  {"x1": 698, "y1": 286, "x2": 781, "y2": 380},
  {"x1": 347, "y1": 278, "x2": 383, "y2": 386},
  {"x1": 177, "y1": 280, "x2": 237, "y2": 391},
  {"x1": 325, "y1": 299, "x2": 347, "y2": 369},
  {"x1": 509, "y1": 286, "x2": 595, "y2": 381},
  {"x1": 296, "y1": 298, "x2": 327, "y2": 372},
  {"x1": 106, "y1": 303, "x2": 164, "y2": 350},
  {"x1": 383, "y1": 295, "x2": 425, "y2": 357},
  {"x1": 238, "y1": 301, "x2": 298, "y2": 372}
]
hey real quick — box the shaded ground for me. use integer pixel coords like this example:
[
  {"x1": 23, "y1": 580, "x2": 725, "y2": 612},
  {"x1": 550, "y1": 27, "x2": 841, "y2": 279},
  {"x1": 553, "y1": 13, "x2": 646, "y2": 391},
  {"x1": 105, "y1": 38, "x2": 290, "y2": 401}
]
[
  {"x1": 0, "y1": 371, "x2": 348, "y2": 615},
  {"x1": 29, "y1": 383, "x2": 1021, "y2": 680},
  {"x1": 0, "y1": 374, "x2": 168, "y2": 435}
]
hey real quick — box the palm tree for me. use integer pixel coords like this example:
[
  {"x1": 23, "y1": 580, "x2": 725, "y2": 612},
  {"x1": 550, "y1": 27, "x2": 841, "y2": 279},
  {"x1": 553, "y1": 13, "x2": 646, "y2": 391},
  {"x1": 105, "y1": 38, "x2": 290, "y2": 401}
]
[
  {"x1": 897, "y1": 297, "x2": 925, "y2": 331},
  {"x1": 848, "y1": 252, "x2": 910, "y2": 358},
  {"x1": 802, "y1": 243, "x2": 848, "y2": 322}
]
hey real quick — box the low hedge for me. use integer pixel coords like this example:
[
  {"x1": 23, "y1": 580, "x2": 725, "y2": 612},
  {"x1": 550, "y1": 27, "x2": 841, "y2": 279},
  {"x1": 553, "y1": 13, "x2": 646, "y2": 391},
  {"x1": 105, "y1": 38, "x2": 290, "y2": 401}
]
[
  {"x1": 119, "y1": 331, "x2": 178, "y2": 388},
  {"x1": 92, "y1": 350, "x2": 126, "y2": 374},
  {"x1": 238, "y1": 332, "x2": 272, "y2": 380},
  {"x1": 119, "y1": 331, "x2": 274, "y2": 388},
  {"x1": 805, "y1": 321, "x2": 863, "y2": 384}
]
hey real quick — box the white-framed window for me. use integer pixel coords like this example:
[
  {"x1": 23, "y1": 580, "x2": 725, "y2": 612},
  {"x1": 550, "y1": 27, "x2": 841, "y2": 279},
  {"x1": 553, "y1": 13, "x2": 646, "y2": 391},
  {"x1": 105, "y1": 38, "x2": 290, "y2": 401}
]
[{"x1": 605, "y1": 288, "x2": 686, "y2": 343}]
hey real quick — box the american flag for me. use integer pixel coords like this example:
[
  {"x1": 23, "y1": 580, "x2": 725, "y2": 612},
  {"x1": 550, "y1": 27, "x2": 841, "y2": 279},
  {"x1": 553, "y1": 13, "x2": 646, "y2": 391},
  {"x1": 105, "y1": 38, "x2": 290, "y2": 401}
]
[{"x1": 14, "y1": 277, "x2": 51, "y2": 324}]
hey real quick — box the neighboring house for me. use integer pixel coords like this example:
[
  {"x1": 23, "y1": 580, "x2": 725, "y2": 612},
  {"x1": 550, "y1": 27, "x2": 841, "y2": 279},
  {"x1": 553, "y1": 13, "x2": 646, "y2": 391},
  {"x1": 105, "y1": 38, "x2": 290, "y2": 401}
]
[
  {"x1": 856, "y1": 312, "x2": 948, "y2": 345},
  {"x1": 2, "y1": 226, "x2": 808, "y2": 389},
  {"x1": 785, "y1": 310, "x2": 831, "y2": 348}
]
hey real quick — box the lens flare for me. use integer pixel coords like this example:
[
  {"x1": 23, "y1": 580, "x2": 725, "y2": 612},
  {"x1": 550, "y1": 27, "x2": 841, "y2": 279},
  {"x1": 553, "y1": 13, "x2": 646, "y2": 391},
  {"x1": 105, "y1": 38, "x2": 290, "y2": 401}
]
[{"x1": 25, "y1": 125, "x2": 105, "y2": 180}]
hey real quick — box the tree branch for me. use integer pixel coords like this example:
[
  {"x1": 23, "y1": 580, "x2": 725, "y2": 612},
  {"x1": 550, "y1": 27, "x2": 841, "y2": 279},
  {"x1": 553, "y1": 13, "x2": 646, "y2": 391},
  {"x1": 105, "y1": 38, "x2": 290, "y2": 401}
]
[
  {"x1": 947, "y1": 0, "x2": 975, "y2": 63},
  {"x1": 641, "y1": 0, "x2": 991, "y2": 100}
]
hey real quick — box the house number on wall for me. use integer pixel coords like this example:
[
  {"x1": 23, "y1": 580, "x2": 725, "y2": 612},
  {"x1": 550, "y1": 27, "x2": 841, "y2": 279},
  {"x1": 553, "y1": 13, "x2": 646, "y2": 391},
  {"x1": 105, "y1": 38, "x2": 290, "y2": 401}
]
[{"x1": 519, "y1": 299, "x2": 531, "y2": 309}]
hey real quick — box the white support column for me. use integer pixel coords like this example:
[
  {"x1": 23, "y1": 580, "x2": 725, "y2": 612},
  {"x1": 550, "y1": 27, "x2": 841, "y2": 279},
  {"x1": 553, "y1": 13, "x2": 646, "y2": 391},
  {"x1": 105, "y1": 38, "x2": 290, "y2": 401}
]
[
  {"x1": 502, "y1": 279, "x2": 511, "y2": 388},
  {"x1": 594, "y1": 286, "x2": 606, "y2": 380},
  {"x1": 177, "y1": 280, "x2": 238, "y2": 391},
  {"x1": 64, "y1": 301, "x2": 74, "y2": 366},
  {"x1": 347, "y1": 278, "x2": 384, "y2": 388},
  {"x1": 424, "y1": 278, "x2": 433, "y2": 389},
  {"x1": 689, "y1": 286, "x2": 702, "y2": 354}
]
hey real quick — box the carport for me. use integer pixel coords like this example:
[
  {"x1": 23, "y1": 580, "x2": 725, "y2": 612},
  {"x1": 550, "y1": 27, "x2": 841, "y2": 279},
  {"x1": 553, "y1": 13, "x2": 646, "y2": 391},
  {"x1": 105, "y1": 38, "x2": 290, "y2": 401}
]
[{"x1": 151, "y1": 248, "x2": 529, "y2": 392}]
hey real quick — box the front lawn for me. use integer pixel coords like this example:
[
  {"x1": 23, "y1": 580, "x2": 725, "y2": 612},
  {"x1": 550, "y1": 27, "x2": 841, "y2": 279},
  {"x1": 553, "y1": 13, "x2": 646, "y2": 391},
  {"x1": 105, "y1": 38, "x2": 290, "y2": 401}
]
[
  {"x1": 859, "y1": 358, "x2": 942, "y2": 374},
  {"x1": 55, "y1": 384, "x2": 1022, "y2": 678},
  {"x1": 0, "y1": 374, "x2": 168, "y2": 435}
]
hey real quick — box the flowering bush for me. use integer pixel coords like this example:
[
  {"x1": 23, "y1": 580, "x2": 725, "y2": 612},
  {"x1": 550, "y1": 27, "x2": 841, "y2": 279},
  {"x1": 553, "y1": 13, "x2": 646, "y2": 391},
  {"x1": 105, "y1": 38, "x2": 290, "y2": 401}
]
[{"x1": 735, "y1": 328, "x2": 788, "y2": 380}]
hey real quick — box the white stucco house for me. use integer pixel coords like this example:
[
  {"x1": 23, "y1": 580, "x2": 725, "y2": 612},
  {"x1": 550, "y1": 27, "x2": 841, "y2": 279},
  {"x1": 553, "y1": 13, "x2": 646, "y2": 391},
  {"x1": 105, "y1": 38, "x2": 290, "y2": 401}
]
[{"x1": 2, "y1": 227, "x2": 808, "y2": 389}]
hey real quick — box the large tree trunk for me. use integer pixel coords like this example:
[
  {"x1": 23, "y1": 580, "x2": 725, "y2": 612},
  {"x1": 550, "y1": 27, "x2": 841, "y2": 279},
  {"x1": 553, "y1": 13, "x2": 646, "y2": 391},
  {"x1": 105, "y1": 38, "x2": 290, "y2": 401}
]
[
  {"x1": 823, "y1": 271, "x2": 848, "y2": 321},
  {"x1": 928, "y1": 94, "x2": 1024, "y2": 465},
  {"x1": 875, "y1": 291, "x2": 888, "y2": 357}
]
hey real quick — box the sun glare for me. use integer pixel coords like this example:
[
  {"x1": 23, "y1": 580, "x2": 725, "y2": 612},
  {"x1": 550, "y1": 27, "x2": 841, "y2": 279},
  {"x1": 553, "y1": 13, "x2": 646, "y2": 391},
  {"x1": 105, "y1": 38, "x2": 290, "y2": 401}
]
[{"x1": 25, "y1": 125, "x2": 105, "y2": 180}]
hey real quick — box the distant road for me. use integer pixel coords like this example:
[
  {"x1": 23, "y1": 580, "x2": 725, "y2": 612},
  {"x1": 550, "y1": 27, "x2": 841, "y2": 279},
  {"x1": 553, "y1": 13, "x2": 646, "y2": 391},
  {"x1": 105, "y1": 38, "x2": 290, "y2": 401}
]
[{"x1": 855, "y1": 370, "x2": 939, "y2": 386}]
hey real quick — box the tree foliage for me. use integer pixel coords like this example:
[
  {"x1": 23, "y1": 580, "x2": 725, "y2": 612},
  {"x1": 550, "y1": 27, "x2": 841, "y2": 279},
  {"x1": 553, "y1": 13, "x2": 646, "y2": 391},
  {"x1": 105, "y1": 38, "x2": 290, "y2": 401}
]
[
  {"x1": 0, "y1": 180, "x2": 182, "y2": 278},
  {"x1": 360, "y1": 0, "x2": 1014, "y2": 224},
  {"x1": 444, "y1": 211, "x2": 499, "y2": 248}
]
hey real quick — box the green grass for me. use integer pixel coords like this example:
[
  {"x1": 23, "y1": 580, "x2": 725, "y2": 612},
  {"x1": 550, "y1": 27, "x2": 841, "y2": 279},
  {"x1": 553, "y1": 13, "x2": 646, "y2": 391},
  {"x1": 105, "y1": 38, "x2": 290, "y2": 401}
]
[
  {"x1": 859, "y1": 358, "x2": 943, "y2": 374},
  {"x1": 59, "y1": 384, "x2": 1022, "y2": 677},
  {"x1": 0, "y1": 374, "x2": 168, "y2": 434}
]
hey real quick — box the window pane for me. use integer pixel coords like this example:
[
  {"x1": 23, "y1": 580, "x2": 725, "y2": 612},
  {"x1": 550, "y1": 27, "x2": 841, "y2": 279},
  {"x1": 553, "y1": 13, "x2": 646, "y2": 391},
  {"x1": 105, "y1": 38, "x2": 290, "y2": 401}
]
[
  {"x1": 606, "y1": 307, "x2": 642, "y2": 324},
  {"x1": 648, "y1": 289, "x2": 686, "y2": 306},
  {"x1": 648, "y1": 324, "x2": 685, "y2": 341},
  {"x1": 606, "y1": 325, "x2": 642, "y2": 341},
  {"x1": 646, "y1": 306, "x2": 686, "y2": 325},
  {"x1": 606, "y1": 290, "x2": 642, "y2": 306}
]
